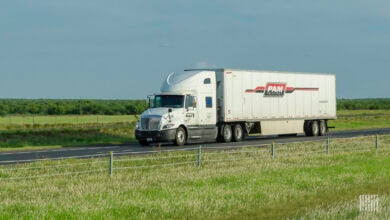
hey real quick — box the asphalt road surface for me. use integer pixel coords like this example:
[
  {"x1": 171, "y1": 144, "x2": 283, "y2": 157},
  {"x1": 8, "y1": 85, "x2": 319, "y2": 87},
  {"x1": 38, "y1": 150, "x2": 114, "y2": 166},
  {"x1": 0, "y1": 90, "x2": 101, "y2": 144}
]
[{"x1": 0, "y1": 128, "x2": 389, "y2": 165}]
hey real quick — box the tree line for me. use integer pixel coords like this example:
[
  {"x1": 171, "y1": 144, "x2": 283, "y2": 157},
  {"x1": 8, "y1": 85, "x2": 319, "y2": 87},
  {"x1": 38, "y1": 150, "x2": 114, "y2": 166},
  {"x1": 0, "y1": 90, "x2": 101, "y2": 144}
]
[
  {"x1": 0, "y1": 99, "x2": 146, "y2": 116},
  {"x1": 0, "y1": 98, "x2": 389, "y2": 116},
  {"x1": 337, "y1": 98, "x2": 390, "y2": 110}
]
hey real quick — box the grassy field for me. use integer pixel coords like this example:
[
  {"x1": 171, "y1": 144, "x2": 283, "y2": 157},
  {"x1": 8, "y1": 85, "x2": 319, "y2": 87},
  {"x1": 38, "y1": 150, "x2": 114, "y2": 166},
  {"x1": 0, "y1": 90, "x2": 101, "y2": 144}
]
[
  {"x1": 0, "y1": 115, "x2": 137, "y2": 127},
  {"x1": 0, "y1": 135, "x2": 388, "y2": 219},
  {"x1": 0, "y1": 123, "x2": 135, "y2": 149},
  {"x1": 0, "y1": 110, "x2": 388, "y2": 150},
  {"x1": 0, "y1": 115, "x2": 138, "y2": 150},
  {"x1": 330, "y1": 109, "x2": 390, "y2": 130}
]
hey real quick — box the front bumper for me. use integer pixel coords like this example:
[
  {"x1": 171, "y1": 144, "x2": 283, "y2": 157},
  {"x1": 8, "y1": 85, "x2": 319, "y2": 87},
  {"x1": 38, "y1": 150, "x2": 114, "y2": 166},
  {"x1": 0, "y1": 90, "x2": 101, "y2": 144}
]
[{"x1": 135, "y1": 129, "x2": 176, "y2": 143}]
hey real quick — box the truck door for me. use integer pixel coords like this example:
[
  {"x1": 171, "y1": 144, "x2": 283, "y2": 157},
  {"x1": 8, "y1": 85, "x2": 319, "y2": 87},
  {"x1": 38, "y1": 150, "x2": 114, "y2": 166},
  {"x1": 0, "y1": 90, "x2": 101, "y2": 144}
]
[
  {"x1": 185, "y1": 95, "x2": 202, "y2": 140},
  {"x1": 185, "y1": 95, "x2": 199, "y2": 126}
]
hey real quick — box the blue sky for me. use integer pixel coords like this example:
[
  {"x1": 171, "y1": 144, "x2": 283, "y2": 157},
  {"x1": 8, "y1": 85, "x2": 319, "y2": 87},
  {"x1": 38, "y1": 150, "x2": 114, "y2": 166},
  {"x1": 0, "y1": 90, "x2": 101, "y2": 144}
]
[{"x1": 1, "y1": 0, "x2": 389, "y2": 99}]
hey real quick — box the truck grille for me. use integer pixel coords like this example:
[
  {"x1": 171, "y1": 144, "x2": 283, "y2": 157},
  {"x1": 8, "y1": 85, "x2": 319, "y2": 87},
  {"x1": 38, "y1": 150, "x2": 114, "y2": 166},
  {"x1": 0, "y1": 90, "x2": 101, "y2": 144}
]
[{"x1": 141, "y1": 117, "x2": 161, "y2": 130}]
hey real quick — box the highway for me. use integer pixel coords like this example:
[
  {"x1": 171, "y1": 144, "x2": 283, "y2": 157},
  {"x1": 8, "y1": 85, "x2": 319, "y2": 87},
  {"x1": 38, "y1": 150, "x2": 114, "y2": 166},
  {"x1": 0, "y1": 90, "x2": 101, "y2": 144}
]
[{"x1": 0, "y1": 128, "x2": 389, "y2": 165}]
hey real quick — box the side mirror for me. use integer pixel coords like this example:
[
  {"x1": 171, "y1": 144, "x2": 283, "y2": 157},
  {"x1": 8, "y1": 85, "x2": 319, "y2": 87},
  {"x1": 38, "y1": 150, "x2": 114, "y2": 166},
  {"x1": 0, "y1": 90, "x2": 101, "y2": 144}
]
[{"x1": 147, "y1": 95, "x2": 155, "y2": 108}]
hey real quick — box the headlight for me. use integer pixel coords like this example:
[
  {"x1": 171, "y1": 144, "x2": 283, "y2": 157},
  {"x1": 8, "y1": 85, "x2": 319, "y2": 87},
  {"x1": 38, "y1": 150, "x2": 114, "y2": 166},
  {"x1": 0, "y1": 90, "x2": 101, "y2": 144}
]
[{"x1": 162, "y1": 124, "x2": 175, "y2": 129}]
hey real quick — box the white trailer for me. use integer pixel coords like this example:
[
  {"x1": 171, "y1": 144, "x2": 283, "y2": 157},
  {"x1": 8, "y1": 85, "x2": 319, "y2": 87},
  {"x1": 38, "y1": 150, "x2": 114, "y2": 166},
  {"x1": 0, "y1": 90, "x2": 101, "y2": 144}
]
[{"x1": 135, "y1": 68, "x2": 336, "y2": 146}]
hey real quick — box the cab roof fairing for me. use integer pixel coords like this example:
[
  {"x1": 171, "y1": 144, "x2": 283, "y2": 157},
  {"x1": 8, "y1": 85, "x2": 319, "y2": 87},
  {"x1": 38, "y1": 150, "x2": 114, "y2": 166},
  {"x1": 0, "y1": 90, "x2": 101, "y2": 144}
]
[{"x1": 160, "y1": 70, "x2": 212, "y2": 93}]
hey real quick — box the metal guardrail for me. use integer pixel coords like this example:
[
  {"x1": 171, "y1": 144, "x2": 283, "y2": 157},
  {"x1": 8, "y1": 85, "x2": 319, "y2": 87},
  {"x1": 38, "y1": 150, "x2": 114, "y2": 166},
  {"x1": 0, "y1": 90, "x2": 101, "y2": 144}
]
[{"x1": 0, "y1": 134, "x2": 387, "y2": 181}]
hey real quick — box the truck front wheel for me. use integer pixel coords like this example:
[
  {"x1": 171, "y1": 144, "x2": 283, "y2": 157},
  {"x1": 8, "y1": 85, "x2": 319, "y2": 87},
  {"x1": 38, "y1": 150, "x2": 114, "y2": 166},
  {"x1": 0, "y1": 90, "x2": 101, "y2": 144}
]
[{"x1": 174, "y1": 127, "x2": 186, "y2": 146}]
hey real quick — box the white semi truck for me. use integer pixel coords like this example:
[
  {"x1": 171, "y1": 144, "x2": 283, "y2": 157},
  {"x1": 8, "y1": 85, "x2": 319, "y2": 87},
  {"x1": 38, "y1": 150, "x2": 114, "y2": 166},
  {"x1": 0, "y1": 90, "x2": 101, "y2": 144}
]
[{"x1": 135, "y1": 68, "x2": 336, "y2": 146}]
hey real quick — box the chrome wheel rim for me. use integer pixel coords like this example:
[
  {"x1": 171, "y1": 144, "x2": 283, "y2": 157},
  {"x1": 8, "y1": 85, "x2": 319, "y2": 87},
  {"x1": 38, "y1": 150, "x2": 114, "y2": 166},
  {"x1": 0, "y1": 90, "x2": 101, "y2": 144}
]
[
  {"x1": 224, "y1": 127, "x2": 231, "y2": 140},
  {"x1": 313, "y1": 122, "x2": 319, "y2": 135},
  {"x1": 235, "y1": 126, "x2": 242, "y2": 139},
  {"x1": 177, "y1": 130, "x2": 185, "y2": 143}
]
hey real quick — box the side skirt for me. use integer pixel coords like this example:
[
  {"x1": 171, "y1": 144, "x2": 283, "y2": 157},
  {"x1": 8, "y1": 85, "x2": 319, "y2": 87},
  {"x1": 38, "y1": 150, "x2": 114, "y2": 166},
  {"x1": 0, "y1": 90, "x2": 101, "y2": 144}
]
[{"x1": 187, "y1": 125, "x2": 218, "y2": 143}]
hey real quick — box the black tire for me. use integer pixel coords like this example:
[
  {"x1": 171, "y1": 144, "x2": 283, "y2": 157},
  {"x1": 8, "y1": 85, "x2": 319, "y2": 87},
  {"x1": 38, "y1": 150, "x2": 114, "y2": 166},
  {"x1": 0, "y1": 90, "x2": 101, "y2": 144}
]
[
  {"x1": 232, "y1": 124, "x2": 243, "y2": 142},
  {"x1": 139, "y1": 140, "x2": 149, "y2": 146},
  {"x1": 304, "y1": 121, "x2": 311, "y2": 136},
  {"x1": 174, "y1": 127, "x2": 186, "y2": 146},
  {"x1": 319, "y1": 120, "x2": 327, "y2": 136},
  {"x1": 217, "y1": 124, "x2": 224, "y2": 142},
  {"x1": 222, "y1": 124, "x2": 232, "y2": 143},
  {"x1": 310, "y1": 120, "x2": 319, "y2": 136}
]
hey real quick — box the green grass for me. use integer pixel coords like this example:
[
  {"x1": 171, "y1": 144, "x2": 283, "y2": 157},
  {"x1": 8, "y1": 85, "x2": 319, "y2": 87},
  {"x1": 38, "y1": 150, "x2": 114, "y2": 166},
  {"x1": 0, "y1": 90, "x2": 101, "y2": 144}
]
[
  {"x1": 0, "y1": 122, "x2": 136, "y2": 151},
  {"x1": 337, "y1": 109, "x2": 390, "y2": 115},
  {"x1": 0, "y1": 115, "x2": 137, "y2": 127},
  {"x1": 330, "y1": 109, "x2": 390, "y2": 130},
  {"x1": 0, "y1": 135, "x2": 388, "y2": 219},
  {"x1": 0, "y1": 115, "x2": 138, "y2": 150}
]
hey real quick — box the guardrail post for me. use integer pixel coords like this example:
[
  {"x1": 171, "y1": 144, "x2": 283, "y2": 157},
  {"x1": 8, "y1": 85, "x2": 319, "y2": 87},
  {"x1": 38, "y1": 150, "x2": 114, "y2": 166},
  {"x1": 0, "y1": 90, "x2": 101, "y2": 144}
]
[
  {"x1": 375, "y1": 134, "x2": 379, "y2": 150},
  {"x1": 197, "y1": 146, "x2": 202, "y2": 167},
  {"x1": 271, "y1": 142, "x2": 275, "y2": 159},
  {"x1": 109, "y1": 151, "x2": 113, "y2": 177},
  {"x1": 326, "y1": 137, "x2": 330, "y2": 155}
]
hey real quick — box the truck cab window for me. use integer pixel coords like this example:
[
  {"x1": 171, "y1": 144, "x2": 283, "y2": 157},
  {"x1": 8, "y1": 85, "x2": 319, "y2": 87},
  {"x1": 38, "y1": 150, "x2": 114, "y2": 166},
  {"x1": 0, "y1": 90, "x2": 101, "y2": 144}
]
[
  {"x1": 154, "y1": 95, "x2": 184, "y2": 108},
  {"x1": 204, "y1": 78, "x2": 211, "y2": 84},
  {"x1": 186, "y1": 95, "x2": 197, "y2": 108}
]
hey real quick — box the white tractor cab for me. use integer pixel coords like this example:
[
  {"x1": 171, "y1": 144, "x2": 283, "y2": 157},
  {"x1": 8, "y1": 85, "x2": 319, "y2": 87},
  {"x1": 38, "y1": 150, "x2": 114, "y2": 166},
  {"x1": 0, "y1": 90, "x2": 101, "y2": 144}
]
[{"x1": 135, "y1": 70, "x2": 218, "y2": 146}]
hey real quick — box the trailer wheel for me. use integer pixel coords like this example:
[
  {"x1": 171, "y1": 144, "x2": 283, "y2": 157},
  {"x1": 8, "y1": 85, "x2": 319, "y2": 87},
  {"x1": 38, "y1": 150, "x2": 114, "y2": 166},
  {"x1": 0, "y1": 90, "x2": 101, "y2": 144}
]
[
  {"x1": 174, "y1": 127, "x2": 186, "y2": 146},
  {"x1": 222, "y1": 124, "x2": 232, "y2": 143},
  {"x1": 304, "y1": 121, "x2": 311, "y2": 136},
  {"x1": 232, "y1": 124, "x2": 243, "y2": 142},
  {"x1": 139, "y1": 140, "x2": 149, "y2": 146},
  {"x1": 310, "y1": 120, "x2": 319, "y2": 136},
  {"x1": 319, "y1": 120, "x2": 327, "y2": 136}
]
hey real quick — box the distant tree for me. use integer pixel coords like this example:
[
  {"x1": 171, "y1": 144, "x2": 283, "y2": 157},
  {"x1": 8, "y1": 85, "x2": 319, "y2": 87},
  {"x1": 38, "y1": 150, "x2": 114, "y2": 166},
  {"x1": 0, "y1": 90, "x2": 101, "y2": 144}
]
[{"x1": 0, "y1": 104, "x2": 7, "y2": 116}]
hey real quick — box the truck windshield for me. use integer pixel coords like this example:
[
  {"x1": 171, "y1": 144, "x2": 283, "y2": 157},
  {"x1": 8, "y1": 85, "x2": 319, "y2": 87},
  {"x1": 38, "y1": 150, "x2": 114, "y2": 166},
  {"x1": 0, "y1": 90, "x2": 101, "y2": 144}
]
[{"x1": 153, "y1": 95, "x2": 184, "y2": 108}]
